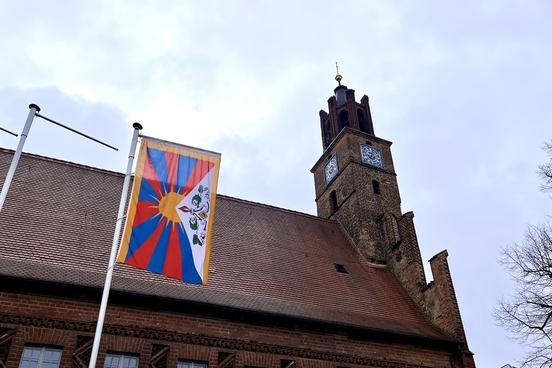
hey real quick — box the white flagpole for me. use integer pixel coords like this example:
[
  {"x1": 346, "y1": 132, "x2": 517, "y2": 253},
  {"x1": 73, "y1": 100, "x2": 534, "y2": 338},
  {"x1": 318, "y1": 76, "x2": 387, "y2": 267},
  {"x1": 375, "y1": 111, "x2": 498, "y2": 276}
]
[
  {"x1": 0, "y1": 104, "x2": 40, "y2": 212},
  {"x1": 89, "y1": 122, "x2": 142, "y2": 368}
]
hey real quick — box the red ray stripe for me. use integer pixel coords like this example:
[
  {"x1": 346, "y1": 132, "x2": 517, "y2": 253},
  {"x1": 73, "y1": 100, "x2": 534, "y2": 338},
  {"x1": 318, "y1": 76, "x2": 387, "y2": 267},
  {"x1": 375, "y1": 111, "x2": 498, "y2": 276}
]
[
  {"x1": 126, "y1": 218, "x2": 167, "y2": 269},
  {"x1": 164, "y1": 151, "x2": 179, "y2": 192},
  {"x1": 133, "y1": 201, "x2": 159, "y2": 228},
  {"x1": 143, "y1": 150, "x2": 163, "y2": 197},
  {"x1": 162, "y1": 223, "x2": 183, "y2": 280},
  {"x1": 181, "y1": 159, "x2": 215, "y2": 196}
]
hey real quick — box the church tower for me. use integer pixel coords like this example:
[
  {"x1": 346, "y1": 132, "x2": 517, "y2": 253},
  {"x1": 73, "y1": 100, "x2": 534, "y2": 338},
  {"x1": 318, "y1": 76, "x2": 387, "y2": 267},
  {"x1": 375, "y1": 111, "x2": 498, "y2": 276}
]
[
  {"x1": 311, "y1": 71, "x2": 404, "y2": 263},
  {"x1": 311, "y1": 71, "x2": 476, "y2": 367}
]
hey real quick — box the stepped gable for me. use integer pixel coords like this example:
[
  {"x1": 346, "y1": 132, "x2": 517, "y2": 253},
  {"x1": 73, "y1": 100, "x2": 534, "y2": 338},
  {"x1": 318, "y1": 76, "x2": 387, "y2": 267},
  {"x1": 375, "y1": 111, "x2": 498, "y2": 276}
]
[{"x1": 0, "y1": 148, "x2": 447, "y2": 341}]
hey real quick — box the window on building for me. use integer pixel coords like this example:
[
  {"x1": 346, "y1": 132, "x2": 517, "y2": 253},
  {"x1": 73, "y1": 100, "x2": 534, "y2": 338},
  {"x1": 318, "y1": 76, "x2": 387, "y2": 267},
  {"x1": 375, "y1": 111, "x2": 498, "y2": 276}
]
[
  {"x1": 372, "y1": 180, "x2": 380, "y2": 194},
  {"x1": 178, "y1": 361, "x2": 208, "y2": 368},
  {"x1": 19, "y1": 346, "x2": 62, "y2": 368},
  {"x1": 324, "y1": 119, "x2": 332, "y2": 147},
  {"x1": 357, "y1": 108, "x2": 370, "y2": 133},
  {"x1": 334, "y1": 263, "x2": 348, "y2": 274},
  {"x1": 103, "y1": 353, "x2": 139, "y2": 368},
  {"x1": 329, "y1": 190, "x2": 338, "y2": 213},
  {"x1": 338, "y1": 110, "x2": 349, "y2": 131}
]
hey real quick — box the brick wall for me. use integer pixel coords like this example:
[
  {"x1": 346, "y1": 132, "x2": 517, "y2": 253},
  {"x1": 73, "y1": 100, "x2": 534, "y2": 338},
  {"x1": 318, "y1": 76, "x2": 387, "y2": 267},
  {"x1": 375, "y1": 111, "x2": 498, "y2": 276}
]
[{"x1": 0, "y1": 291, "x2": 461, "y2": 368}]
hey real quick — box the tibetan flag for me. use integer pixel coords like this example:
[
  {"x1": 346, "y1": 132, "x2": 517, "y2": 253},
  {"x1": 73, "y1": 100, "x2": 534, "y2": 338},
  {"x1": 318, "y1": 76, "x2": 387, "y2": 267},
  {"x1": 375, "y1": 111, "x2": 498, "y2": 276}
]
[{"x1": 117, "y1": 137, "x2": 221, "y2": 285}]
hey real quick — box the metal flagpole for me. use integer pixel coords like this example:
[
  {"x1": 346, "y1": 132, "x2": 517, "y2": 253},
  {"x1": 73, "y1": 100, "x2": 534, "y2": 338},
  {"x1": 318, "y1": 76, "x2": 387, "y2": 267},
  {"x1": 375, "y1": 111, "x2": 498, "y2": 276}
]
[
  {"x1": 0, "y1": 104, "x2": 40, "y2": 212},
  {"x1": 88, "y1": 122, "x2": 143, "y2": 368}
]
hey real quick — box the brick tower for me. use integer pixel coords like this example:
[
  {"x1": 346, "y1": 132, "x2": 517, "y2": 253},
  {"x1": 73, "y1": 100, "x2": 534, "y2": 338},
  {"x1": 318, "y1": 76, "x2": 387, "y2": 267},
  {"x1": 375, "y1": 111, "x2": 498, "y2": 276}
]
[{"x1": 311, "y1": 72, "x2": 476, "y2": 367}]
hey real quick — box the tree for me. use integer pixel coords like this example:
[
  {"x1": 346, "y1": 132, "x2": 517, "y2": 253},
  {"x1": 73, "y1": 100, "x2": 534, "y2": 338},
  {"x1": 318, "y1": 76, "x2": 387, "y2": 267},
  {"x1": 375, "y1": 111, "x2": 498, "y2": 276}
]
[
  {"x1": 497, "y1": 141, "x2": 552, "y2": 367},
  {"x1": 539, "y1": 141, "x2": 552, "y2": 193}
]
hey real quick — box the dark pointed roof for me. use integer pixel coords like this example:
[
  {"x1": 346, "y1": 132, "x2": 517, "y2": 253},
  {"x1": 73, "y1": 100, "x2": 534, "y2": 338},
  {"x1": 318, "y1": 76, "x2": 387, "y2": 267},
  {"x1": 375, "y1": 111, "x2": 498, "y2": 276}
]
[{"x1": 0, "y1": 149, "x2": 447, "y2": 341}]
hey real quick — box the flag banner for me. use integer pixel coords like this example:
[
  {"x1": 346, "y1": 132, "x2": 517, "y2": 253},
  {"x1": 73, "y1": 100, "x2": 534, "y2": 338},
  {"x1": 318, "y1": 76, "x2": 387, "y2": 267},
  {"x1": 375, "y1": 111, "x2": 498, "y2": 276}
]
[{"x1": 117, "y1": 137, "x2": 221, "y2": 285}]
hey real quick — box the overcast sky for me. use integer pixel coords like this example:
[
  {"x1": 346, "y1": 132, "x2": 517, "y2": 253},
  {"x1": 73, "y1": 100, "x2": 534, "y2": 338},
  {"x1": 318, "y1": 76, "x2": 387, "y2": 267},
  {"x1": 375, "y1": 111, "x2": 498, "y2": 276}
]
[{"x1": 1, "y1": 1, "x2": 551, "y2": 366}]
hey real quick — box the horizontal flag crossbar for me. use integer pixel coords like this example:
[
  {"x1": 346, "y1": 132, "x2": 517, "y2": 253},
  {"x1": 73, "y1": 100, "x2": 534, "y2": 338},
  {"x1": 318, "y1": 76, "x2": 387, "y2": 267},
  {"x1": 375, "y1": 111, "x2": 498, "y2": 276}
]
[
  {"x1": 35, "y1": 113, "x2": 119, "y2": 151},
  {"x1": 138, "y1": 134, "x2": 221, "y2": 156},
  {"x1": 0, "y1": 126, "x2": 18, "y2": 137}
]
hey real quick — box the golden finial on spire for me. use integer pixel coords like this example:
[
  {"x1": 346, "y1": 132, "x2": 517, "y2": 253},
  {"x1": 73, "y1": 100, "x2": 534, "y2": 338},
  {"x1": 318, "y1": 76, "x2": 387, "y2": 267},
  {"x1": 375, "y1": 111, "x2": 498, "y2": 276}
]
[{"x1": 335, "y1": 62, "x2": 343, "y2": 86}]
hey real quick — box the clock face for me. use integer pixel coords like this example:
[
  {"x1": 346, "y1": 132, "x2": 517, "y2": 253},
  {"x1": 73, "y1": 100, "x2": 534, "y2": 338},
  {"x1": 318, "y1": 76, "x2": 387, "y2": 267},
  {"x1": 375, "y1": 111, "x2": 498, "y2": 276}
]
[
  {"x1": 324, "y1": 154, "x2": 339, "y2": 184},
  {"x1": 360, "y1": 144, "x2": 384, "y2": 169}
]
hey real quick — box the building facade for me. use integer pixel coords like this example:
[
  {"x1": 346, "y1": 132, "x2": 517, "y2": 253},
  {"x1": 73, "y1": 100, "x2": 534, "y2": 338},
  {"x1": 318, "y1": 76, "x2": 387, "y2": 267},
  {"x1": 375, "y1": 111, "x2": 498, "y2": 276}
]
[{"x1": 0, "y1": 82, "x2": 475, "y2": 368}]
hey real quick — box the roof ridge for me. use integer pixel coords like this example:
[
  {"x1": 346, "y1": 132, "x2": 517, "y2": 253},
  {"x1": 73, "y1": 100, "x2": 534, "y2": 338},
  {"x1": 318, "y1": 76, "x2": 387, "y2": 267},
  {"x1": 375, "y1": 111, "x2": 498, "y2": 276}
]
[
  {"x1": 217, "y1": 194, "x2": 336, "y2": 223},
  {"x1": 0, "y1": 147, "x2": 125, "y2": 177},
  {"x1": 0, "y1": 147, "x2": 336, "y2": 224}
]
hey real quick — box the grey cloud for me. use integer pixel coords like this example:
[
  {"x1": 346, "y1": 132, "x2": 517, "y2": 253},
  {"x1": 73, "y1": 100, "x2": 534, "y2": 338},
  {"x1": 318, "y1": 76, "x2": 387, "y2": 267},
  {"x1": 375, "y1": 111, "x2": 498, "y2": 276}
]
[{"x1": 0, "y1": 86, "x2": 129, "y2": 172}]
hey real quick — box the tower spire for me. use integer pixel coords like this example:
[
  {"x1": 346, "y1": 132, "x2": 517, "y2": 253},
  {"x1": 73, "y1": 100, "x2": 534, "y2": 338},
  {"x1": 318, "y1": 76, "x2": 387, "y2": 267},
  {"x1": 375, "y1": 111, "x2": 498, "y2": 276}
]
[{"x1": 335, "y1": 62, "x2": 343, "y2": 86}]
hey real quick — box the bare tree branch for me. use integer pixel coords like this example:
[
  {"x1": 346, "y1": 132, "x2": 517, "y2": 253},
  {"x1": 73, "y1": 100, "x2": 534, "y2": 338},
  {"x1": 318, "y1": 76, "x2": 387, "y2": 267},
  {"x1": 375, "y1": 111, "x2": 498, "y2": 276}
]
[
  {"x1": 496, "y1": 142, "x2": 552, "y2": 367},
  {"x1": 539, "y1": 141, "x2": 552, "y2": 192}
]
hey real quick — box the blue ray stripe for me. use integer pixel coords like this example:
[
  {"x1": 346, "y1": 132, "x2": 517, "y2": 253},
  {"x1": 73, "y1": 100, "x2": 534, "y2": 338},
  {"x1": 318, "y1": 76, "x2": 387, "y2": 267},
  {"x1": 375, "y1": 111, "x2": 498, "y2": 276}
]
[
  {"x1": 176, "y1": 156, "x2": 197, "y2": 194},
  {"x1": 178, "y1": 225, "x2": 203, "y2": 284},
  {"x1": 138, "y1": 177, "x2": 159, "y2": 202},
  {"x1": 146, "y1": 223, "x2": 171, "y2": 273},
  {"x1": 126, "y1": 215, "x2": 162, "y2": 260},
  {"x1": 147, "y1": 147, "x2": 169, "y2": 194}
]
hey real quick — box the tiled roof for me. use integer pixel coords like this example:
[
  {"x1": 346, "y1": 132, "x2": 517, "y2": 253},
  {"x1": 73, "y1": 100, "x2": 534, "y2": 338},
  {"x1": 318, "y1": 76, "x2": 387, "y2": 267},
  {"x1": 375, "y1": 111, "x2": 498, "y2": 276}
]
[{"x1": 0, "y1": 149, "x2": 446, "y2": 341}]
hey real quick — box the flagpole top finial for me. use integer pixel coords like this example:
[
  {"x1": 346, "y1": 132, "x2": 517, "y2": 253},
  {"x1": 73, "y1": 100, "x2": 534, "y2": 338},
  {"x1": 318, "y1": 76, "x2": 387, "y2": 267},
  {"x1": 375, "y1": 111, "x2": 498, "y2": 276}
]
[
  {"x1": 29, "y1": 103, "x2": 41, "y2": 113},
  {"x1": 335, "y1": 62, "x2": 343, "y2": 86},
  {"x1": 132, "y1": 122, "x2": 143, "y2": 130}
]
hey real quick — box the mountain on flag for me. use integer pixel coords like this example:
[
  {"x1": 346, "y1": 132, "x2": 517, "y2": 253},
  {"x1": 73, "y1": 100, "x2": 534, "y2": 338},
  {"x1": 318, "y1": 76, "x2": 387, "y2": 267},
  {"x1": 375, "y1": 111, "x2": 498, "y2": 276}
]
[{"x1": 117, "y1": 137, "x2": 221, "y2": 285}]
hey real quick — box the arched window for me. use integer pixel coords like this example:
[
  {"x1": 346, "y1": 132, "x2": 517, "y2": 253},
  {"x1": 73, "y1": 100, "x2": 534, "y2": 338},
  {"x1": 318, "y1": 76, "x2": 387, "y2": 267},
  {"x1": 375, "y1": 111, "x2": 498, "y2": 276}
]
[
  {"x1": 324, "y1": 119, "x2": 332, "y2": 147},
  {"x1": 329, "y1": 190, "x2": 338, "y2": 213},
  {"x1": 372, "y1": 180, "x2": 380, "y2": 194},
  {"x1": 358, "y1": 108, "x2": 370, "y2": 133},
  {"x1": 338, "y1": 110, "x2": 349, "y2": 132}
]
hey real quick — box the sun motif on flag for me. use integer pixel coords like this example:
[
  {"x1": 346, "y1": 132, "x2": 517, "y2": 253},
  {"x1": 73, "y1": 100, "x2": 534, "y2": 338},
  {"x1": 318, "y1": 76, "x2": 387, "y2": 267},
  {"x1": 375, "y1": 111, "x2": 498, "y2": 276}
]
[
  {"x1": 158, "y1": 191, "x2": 185, "y2": 223},
  {"x1": 122, "y1": 147, "x2": 215, "y2": 284}
]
